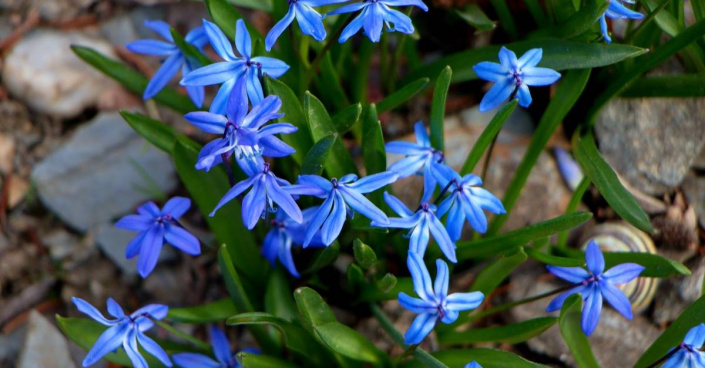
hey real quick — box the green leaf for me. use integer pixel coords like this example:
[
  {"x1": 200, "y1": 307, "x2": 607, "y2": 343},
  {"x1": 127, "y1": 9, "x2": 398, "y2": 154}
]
[
  {"x1": 303, "y1": 241, "x2": 340, "y2": 274},
  {"x1": 265, "y1": 268, "x2": 299, "y2": 323},
  {"x1": 430, "y1": 66, "x2": 451, "y2": 152},
  {"x1": 71, "y1": 46, "x2": 196, "y2": 114},
  {"x1": 264, "y1": 76, "x2": 313, "y2": 165},
  {"x1": 634, "y1": 294, "x2": 705, "y2": 368},
  {"x1": 574, "y1": 131, "x2": 653, "y2": 233},
  {"x1": 120, "y1": 111, "x2": 176, "y2": 153},
  {"x1": 300, "y1": 135, "x2": 336, "y2": 176},
  {"x1": 347, "y1": 263, "x2": 365, "y2": 290},
  {"x1": 457, "y1": 212, "x2": 593, "y2": 260},
  {"x1": 489, "y1": 0, "x2": 518, "y2": 38},
  {"x1": 303, "y1": 92, "x2": 357, "y2": 178},
  {"x1": 469, "y1": 248, "x2": 528, "y2": 296},
  {"x1": 353, "y1": 238, "x2": 378, "y2": 269},
  {"x1": 318, "y1": 54, "x2": 350, "y2": 110},
  {"x1": 559, "y1": 295, "x2": 601, "y2": 368},
  {"x1": 331, "y1": 103, "x2": 362, "y2": 134},
  {"x1": 376, "y1": 78, "x2": 430, "y2": 114},
  {"x1": 376, "y1": 273, "x2": 397, "y2": 293},
  {"x1": 170, "y1": 28, "x2": 211, "y2": 67},
  {"x1": 227, "y1": 0, "x2": 272, "y2": 11},
  {"x1": 399, "y1": 348, "x2": 549, "y2": 368},
  {"x1": 167, "y1": 298, "x2": 237, "y2": 323},
  {"x1": 204, "y1": 0, "x2": 262, "y2": 39},
  {"x1": 361, "y1": 104, "x2": 387, "y2": 175},
  {"x1": 172, "y1": 139, "x2": 265, "y2": 283},
  {"x1": 405, "y1": 41, "x2": 646, "y2": 85},
  {"x1": 238, "y1": 352, "x2": 301, "y2": 368},
  {"x1": 439, "y1": 317, "x2": 557, "y2": 344},
  {"x1": 488, "y1": 69, "x2": 591, "y2": 234},
  {"x1": 621, "y1": 74, "x2": 705, "y2": 97},
  {"x1": 294, "y1": 287, "x2": 337, "y2": 328},
  {"x1": 460, "y1": 100, "x2": 518, "y2": 175},
  {"x1": 314, "y1": 322, "x2": 386, "y2": 364},
  {"x1": 530, "y1": 0, "x2": 609, "y2": 39},
  {"x1": 525, "y1": 247, "x2": 585, "y2": 267},
  {"x1": 455, "y1": 4, "x2": 496, "y2": 32},
  {"x1": 359, "y1": 277, "x2": 414, "y2": 302}
]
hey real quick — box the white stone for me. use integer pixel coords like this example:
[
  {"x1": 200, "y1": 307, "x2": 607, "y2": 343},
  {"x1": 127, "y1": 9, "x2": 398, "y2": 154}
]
[{"x1": 17, "y1": 311, "x2": 76, "y2": 368}]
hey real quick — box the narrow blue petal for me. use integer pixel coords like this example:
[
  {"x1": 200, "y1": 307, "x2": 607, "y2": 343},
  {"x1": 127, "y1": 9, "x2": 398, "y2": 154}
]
[
  {"x1": 363, "y1": 5, "x2": 384, "y2": 42},
  {"x1": 278, "y1": 235, "x2": 301, "y2": 278},
  {"x1": 184, "y1": 112, "x2": 228, "y2": 134},
  {"x1": 602, "y1": 263, "x2": 644, "y2": 284},
  {"x1": 348, "y1": 171, "x2": 398, "y2": 193},
  {"x1": 165, "y1": 226, "x2": 200, "y2": 255},
  {"x1": 235, "y1": 19, "x2": 252, "y2": 59},
  {"x1": 125, "y1": 231, "x2": 147, "y2": 259},
  {"x1": 398, "y1": 293, "x2": 437, "y2": 314},
  {"x1": 516, "y1": 84, "x2": 532, "y2": 108},
  {"x1": 162, "y1": 197, "x2": 191, "y2": 218},
  {"x1": 600, "y1": 16, "x2": 611, "y2": 43},
  {"x1": 522, "y1": 67, "x2": 561, "y2": 86},
  {"x1": 382, "y1": 0, "x2": 428, "y2": 11},
  {"x1": 339, "y1": 186, "x2": 389, "y2": 224},
  {"x1": 185, "y1": 26, "x2": 208, "y2": 48},
  {"x1": 253, "y1": 56, "x2": 291, "y2": 79},
  {"x1": 203, "y1": 19, "x2": 236, "y2": 60},
  {"x1": 126, "y1": 39, "x2": 177, "y2": 56},
  {"x1": 460, "y1": 194, "x2": 488, "y2": 233},
  {"x1": 186, "y1": 85, "x2": 205, "y2": 108},
  {"x1": 606, "y1": 0, "x2": 644, "y2": 19},
  {"x1": 444, "y1": 199, "x2": 465, "y2": 242},
  {"x1": 338, "y1": 12, "x2": 366, "y2": 43},
  {"x1": 383, "y1": 192, "x2": 413, "y2": 217},
  {"x1": 196, "y1": 138, "x2": 229, "y2": 172},
  {"x1": 407, "y1": 252, "x2": 434, "y2": 302},
  {"x1": 137, "y1": 330, "x2": 172, "y2": 366},
  {"x1": 387, "y1": 155, "x2": 427, "y2": 178},
  {"x1": 106, "y1": 298, "x2": 125, "y2": 318},
  {"x1": 242, "y1": 178, "x2": 267, "y2": 229},
  {"x1": 684, "y1": 324, "x2": 705, "y2": 349},
  {"x1": 144, "y1": 20, "x2": 173, "y2": 41},
  {"x1": 210, "y1": 176, "x2": 257, "y2": 216},
  {"x1": 266, "y1": 6, "x2": 296, "y2": 51},
  {"x1": 517, "y1": 48, "x2": 542, "y2": 69},
  {"x1": 246, "y1": 68, "x2": 265, "y2": 105},
  {"x1": 380, "y1": 6, "x2": 415, "y2": 34},
  {"x1": 468, "y1": 187, "x2": 505, "y2": 214},
  {"x1": 124, "y1": 330, "x2": 150, "y2": 368},
  {"x1": 72, "y1": 297, "x2": 116, "y2": 326},
  {"x1": 321, "y1": 192, "x2": 347, "y2": 245},
  {"x1": 444, "y1": 291, "x2": 484, "y2": 312},
  {"x1": 599, "y1": 280, "x2": 633, "y2": 320},
  {"x1": 210, "y1": 326, "x2": 232, "y2": 364},
  {"x1": 581, "y1": 285, "x2": 603, "y2": 336},
  {"x1": 340, "y1": 174, "x2": 359, "y2": 183},
  {"x1": 545, "y1": 285, "x2": 586, "y2": 312},
  {"x1": 258, "y1": 123, "x2": 297, "y2": 137},
  {"x1": 479, "y1": 77, "x2": 514, "y2": 112},
  {"x1": 295, "y1": 3, "x2": 327, "y2": 41},
  {"x1": 434, "y1": 259, "x2": 449, "y2": 301},
  {"x1": 265, "y1": 175, "x2": 303, "y2": 223},
  {"x1": 413, "y1": 121, "x2": 431, "y2": 147},
  {"x1": 172, "y1": 353, "x2": 221, "y2": 368},
  {"x1": 138, "y1": 202, "x2": 160, "y2": 217},
  {"x1": 132, "y1": 304, "x2": 168, "y2": 321},
  {"x1": 441, "y1": 309, "x2": 459, "y2": 324},
  {"x1": 262, "y1": 229, "x2": 283, "y2": 266},
  {"x1": 547, "y1": 265, "x2": 590, "y2": 283},
  {"x1": 144, "y1": 53, "x2": 182, "y2": 100},
  {"x1": 304, "y1": 193, "x2": 335, "y2": 246},
  {"x1": 83, "y1": 323, "x2": 130, "y2": 366},
  {"x1": 258, "y1": 135, "x2": 296, "y2": 157},
  {"x1": 464, "y1": 362, "x2": 482, "y2": 368},
  {"x1": 404, "y1": 313, "x2": 437, "y2": 345},
  {"x1": 210, "y1": 77, "x2": 237, "y2": 115},
  {"x1": 473, "y1": 62, "x2": 510, "y2": 83},
  {"x1": 661, "y1": 350, "x2": 689, "y2": 368},
  {"x1": 181, "y1": 61, "x2": 245, "y2": 86},
  {"x1": 136, "y1": 225, "x2": 165, "y2": 278},
  {"x1": 375, "y1": 215, "x2": 421, "y2": 229},
  {"x1": 585, "y1": 241, "x2": 605, "y2": 275},
  {"x1": 386, "y1": 141, "x2": 428, "y2": 155},
  {"x1": 498, "y1": 46, "x2": 518, "y2": 69},
  {"x1": 297, "y1": 175, "x2": 334, "y2": 192},
  {"x1": 328, "y1": 2, "x2": 368, "y2": 15},
  {"x1": 243, "y1": 95, "x2": 283, "y2": 128},
  {"x1": 428, "y1": 215, "x2": 457, "y2": 263},
  {"x1": 116, "y1": 215, "x2": 154, "y2": 231}
]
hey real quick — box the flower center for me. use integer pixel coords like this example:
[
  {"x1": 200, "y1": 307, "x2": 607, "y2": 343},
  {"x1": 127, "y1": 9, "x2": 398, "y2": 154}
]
[
  {"x1": 246, "y1": 60, "x2": 262, "y2": 68},
  {"x1": 263, "y1": 162, "x2": 270, "y2": 174},
  {"x1": 156, "y1": 214, "x2": 173, "y2": 225},
  {"x1": 512, "y1": 70, "x2": 523, "y2": 86},
  {"x1": 431, "y1": 149, "x2": 445, "y2": 163},
  {"x1": 582, "y1": 275, "x2": 601, "y2": 285},
  {"x1": 420, "y1": 202, "x2": 431, "y2": 212},
  {"x1": 331, "y1": 178, "x2": 339, "y2": 188}
]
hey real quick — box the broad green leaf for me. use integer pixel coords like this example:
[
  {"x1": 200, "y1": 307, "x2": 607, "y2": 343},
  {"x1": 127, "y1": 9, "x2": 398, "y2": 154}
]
[
  {"x1": 456, "y1": 4, "x2": 496, "y2": 32},
  {"x1": 167, "y1": 298, "x2": 237, "y2": 323},
  {"x1": 264, "y1": 76, "x2": 312, "y2": 165},
  {"x1": 361, "y1": 104, "x2": 386, "y2": 175},
  {"x1": 303, "y1": 92, "x2": 357, "y2": 178},
  {"x1": 634, "y1": 294, "x2": 705, "y2": 368},
  {"x1": 457, "y1": 212, "x2": 593, "y2": 260},
  {"x1": 332, "y1": 103, "x2": 362, "y2": 134},
  {"x1": 525, "y1": 247, "x2": 584, "y2": 267},
  {"x1": 621, "y1": 74, "x2": 705, "y2": 97},
  {"x1": 314, "y1": 322, "x2": 386, "y2": 364},
  {"x1": 641, "y1": 0, "x2": 681, "y2": 36},
  {"x1": 294, "y1": 287, "x2": 337, "y2": 328},
  {"x1": 353, "y1": 238, "x2": 378, "y2": 269},
  {"x1": 399, "y1": 348, "x2": 549, "y2": 368},
  {"x1": 376, "y1": 273, "x2": 397, "y2": 293},
  {"x1": 469, "y1": 248, "x2": 527, "y2": 296},
  {"x1": 405, "y1": 41, "x2": 646, "y2": 85},
  {"x1": 265, "y1": 268, "x2": 299, "y2": 323},
  {"x1": 555, "y1": 248, "x2": 690, "y2": 278},
  {"x1": 318, "y1": 54, "x2": 350, "y2": 110},
  {"x1": 120, "y1": 111, "x2": 176, "y2": 153},
  {"x1": 71, "y1": 46, "x2": 196, "y2": 114},
  {"x1": 530, "y1": 0, "x2": 609, "y2": 39},
  {"x1": 303, "y1": 241, "x2": 340, "y2": 274},
  {"x1": 376, "y1": 77, "x2": 430, "y2": 113},
  {"x1": 430, "y1": 66, "x2": 452, "y2": 152},
  {"x1": 559, "y1": 295, "x2": 601, "y2": 368},
  {"x1": 238, "y1": 352, "x2": 301, "y2": 368},
  {"x1": 170, "y1": 28, "x2": 211, "y2": 67},
  {"x1": 204, "y1": 0, "x2": 261, "y2": 39},
  {"x1": 300, "y1": 135, "x2": 336, "y2": 176},
  {"x1": 439, "y1": 317, "x2": 557, "y2": 344},
  {"x1": 172, "y1": 139, "x2": 265, "y2": 283},
  {"x1": 574, "y1": 131, "x2": 653, "y2": 233},
  {"x1": 488, "y1": 69, "x2": 591, "y2": 234},
  {"x1": 460, "y1": 100, "x2": 518, "y2": 175}
]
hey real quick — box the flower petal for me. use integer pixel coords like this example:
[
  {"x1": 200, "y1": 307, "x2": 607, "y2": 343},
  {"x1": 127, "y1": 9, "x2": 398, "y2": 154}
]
[
  {"x1": 126, "y1": 39, "x2": 177, "y2": 56},
  {"x1": 547, "y1": 265, "x2": 590, "y2": 283},
  {"x1": 132, "y1": 304, "x2": 169, "y2": 321},
  {"x1": 181, "y1": 61, "x2": 246, "y2": 86},
  {"x1": 72, "y1": 297, "x2": 116, "y2": 326},
  {"x1": 137, "y1": 330, "x2": 172, "y2": 366},
  {"x1": 235, "y1": 19, "x2": 252, "y2": 58},
  {"x1": 266, "y1": 6, "x2": 296, "y2": 51},
  {"x1": 517, "y1": 48, "x2": 542, "y2": 69},
  {"x1": 242, "y1": 177, "x2": 267, "y2": 229},
  {"x1": 479, "y1": 77, "x2": 514, "y2": 112},
  {"x1": 295, "y1": 3, "x2": 327, "y2": 41},
  {"x1": 404, "y1": 313, "x2": 437, "y2": 345},
  {"x1": 602, "y1": 263, "x2": 644, "y2": 284},
  {"x1": 184, "y1": 112, "x2": 228, "y2": 134},
  {"x1": 136, "y1": 225, "x2": 165, "y2": 278},
  {"x1": 321, "y1": 192, "x2": 347, "y2": 245},
  {"x1": 144, "y1": 53, "x2": 182, "y2": 100},
  {"x1": 210, "y1": 326, "x2": 232, "y2": 364},
  {"x1": 599, "y1": 280, "x2": 633, "y2": 320},
  {"x1": 521, "y1": 66, "x2": 561, "y2": 86},
  {"x1": 162, "y1": 197, "x2": 191, "y2": 218},
  {"x1": 165, "y1": 225, "x2": 200, "y2": 255},
  {"x1": 428, "y1": 214, "x2": 457, "y2": 263},
  {"x1": 339, "y1": 186, "x2": 389, "y2": 224},
  {"x1": 434, "y1": 259, "x2": 449, "y2": 301},
  {"x1": 116, "y1": 215, "x2": 154, "y2": 231},
  {"x1": 106, "y1": 298, "x2": 125, "y2": 319},
  {"x1": 581, "y1": 284, "x2": 603, "y2": 336},
  {"x1": 407, "y1": 252, "x2": 434, "y2": 302},
  {"x1": 473, "y1": 62, "x2": 509, "y2": 83},
  {"x1": 265, "y1": 175, "x2": 303, "y2": 223},
  {"x1": 498, "y1": 46, "x2": 518, "y2": 69},
  {"x1": 348, "y1": 171, "x2": 398, "y2": 193},
  {"x1": 516, "y1": 84, "x2": 532, "y2": 108},
  {"x1": 684, "y1": 324, "x2": 705, "y2": 349},
  {"x1": 124, "y1": 330, "x2": 149, "y2": 368},
  {"x1": 254, "y1": 56, "x2": 291, "y2": 79},
  {"x1": 83, "y1": 323, "x2": 130, "y2": 366},
  {"x1": 398, "y1": 293, "x2": 437, "y2": 314},
  {"x1": 338, "y1": 11, "x2": 366, "y2": 43},
  {"x1": 444, "y1": 291, "x2": 484, "y2": 312},
  {"x1": 227, "y1": 77, "x2": 249, "y2": 126},
  {"x1": 172, "y1": 353, "x2": 221, "y2": 368},
  {"x1": 210, "y1": 175, "x2": 258, "y2": 216},
  {"x1": 304, "y1": 193, "x2": 335, "y2": 246},
  {"x1": 203, "y1": 19, "x2": 236, "y2": 60},
  {"x1": 545, "y1": 285, "x2": 586, "y2": 313},
  {"x1": 144, "y1": 20, "x2": 173, "y2": 41},
  {"x1": 210, "y1": 77, "x2": 237, "y2": 115},
  {"x1": 382, "y1": 0, "x2": 428, "y2": 11},
  {"x1": 363, "y1": 5, "x2": 384, "y2": 42},
  {"x1": 585, "y1": 241, "x2": 605, "y2": 275}
]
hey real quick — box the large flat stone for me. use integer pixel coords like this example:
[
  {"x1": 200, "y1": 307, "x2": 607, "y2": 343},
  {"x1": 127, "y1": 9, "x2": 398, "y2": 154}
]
[
  {"x1": 17, "y1": 311, "x2": 75, "y2": 368},
  {"x1": 31, "y1": 112, "x2": 177, "y2": 232}
]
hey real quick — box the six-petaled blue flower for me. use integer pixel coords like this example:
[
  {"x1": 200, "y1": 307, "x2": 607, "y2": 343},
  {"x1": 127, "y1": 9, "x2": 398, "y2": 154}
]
[
  {"x1": 473, "y1": 47, "x2": 561, "y2": 112},
  {"x1": 661, "y1": 324, "x2": 705, "y2": 368},
  {"x1": 374, "y1": 192, "x2": 457, "y2": 263},
  {"x1": 172, "y1": 326, "x2": 259, "y2": 368},
  {"x1": 465, "y1": 362, "x2": 482, "y2": 368},
  {"x1": 263, "y1": 207, "x2": 326, "y2": 278},
  {"x1": 436, "y1": 170, "x2": 505, "y2": 240},
  {"x1": 126, "y1": 20, "x2": 208, "y2": 107},
  {"x1": 265, "y1": 0, "x2": 347, "y2": 51},
  {"x1": 116, "y1": 197, "x2": 200, "y2": 278},
  {"x1": 386, "y1": 121, "x2": 450, "y2": 202},
  {"x1": 72, "y1": 297, "x2": 171, "y2": 368},
  {"x1": 210, "y1": 158, "x2": 302, "y2": 229},
  {"x1": 184, "y1": 78, "x2": 297, "y2": 172},
  {"x1": 545, "y1": 241, "x2": 645, "y2": 336},
  {"x1": 399, "y1": 253, "x2": 484, "y2": 344},
  {"x1": 328, "y1": 0, "x2": 429, "y2": 43},
  {"x1": 181, "y1": 19, "x2": 290, "y2": 112},
  {"x1": 288, "y1": 172, "x2": 398, "y2": 246},
  {"x1": 599, "y1": 0, "x2": 643, "y2": 43}
]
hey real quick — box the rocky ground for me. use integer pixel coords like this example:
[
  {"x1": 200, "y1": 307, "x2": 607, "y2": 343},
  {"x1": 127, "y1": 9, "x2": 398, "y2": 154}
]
[{"x1": 0, "y1": 1, "x2": 704, "y2": 367}]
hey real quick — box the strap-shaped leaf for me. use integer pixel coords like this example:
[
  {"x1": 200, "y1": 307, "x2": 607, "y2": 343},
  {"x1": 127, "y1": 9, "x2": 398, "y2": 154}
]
[
  {"x1": 558, "y1": 295, "x2": 601, "y2": 368},
  {"x1": 120, "y1": 111, "x2": 176, "y2": 153},
  {"x1": 167, "y1": 298, "x2": 237, "y2": 323},
  {"x1": 264, "y1": 76, "x2": 313, "y2": 165},
  {"x1": 237, "y1": 352, "x2": 301, "y2": 368},
  {"x1": 430, "y1": 66, "x2": 452, "y2": 152},
  {"x1": 439, "y1": 317, "x2": 557, "y2": 344},
  {"x1": 332, "y1": 103, "x2": 362, "y2": 134},
  {"x1": 398, "y1": 348, "x2": 550, "y2": 368},
  {"x1": 460, "y1": 99, "x2": 518, "y2": 175},
  {"x1": 455, "y1": 4, "x2": 496, "y2": 32},
  {"x1": 304, "y1": 92, "x2": 357, "y2": 178},
  {"x1": 530, "y1": 0, "x2": 609, "y2": 39},
  {"x1": 300, "y1": 135, "x2": 336, "y2": 176},
  {"x1": 621, "y1": 74, "x2": 705, "y2": 97},
  {"x1": 376, "y1": 77, "x2": 430, "y2": 114}
]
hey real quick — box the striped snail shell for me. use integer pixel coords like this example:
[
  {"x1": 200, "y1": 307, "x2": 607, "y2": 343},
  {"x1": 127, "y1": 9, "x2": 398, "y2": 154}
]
[{"x1": 579, "y1": 222, "x2": 658, "y2": 314}]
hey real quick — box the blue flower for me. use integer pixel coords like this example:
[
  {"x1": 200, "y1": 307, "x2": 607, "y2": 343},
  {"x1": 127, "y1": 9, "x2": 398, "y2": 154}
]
[
  {"x1": 554, "y1": 147, "x2": 584, "y2": 191},
  {"x1": 72, "y1": 297, "x2": 170, "y2": 368},
  {"x1": 172, "y1": 326, "x2": 259, "y2": 368},
  {"x1": 399, "y1": 253, "x2": 484, "y2": 344},
  {"x1": 436, "y1": 171, "x2": 505, "y2": 240},
  {"x1": 210, "y1": 159, "x2": 302, "y2": 230},
  {"x1": 265, "y1": 0, "x2": 347, "y2": 51},
  {"x1": 473, "y1": 47, "x2": 561, "y2": 112},
  {"x1": 661, "y1": 324, "x2": 705, "y2": 368},
  {"x1": 327, "y1": 0, "x2": 429, "y2": 43},
  {"x1": 386, "y1": 121, "x2": 450, "y2": 202},
  {"x1": 115, "y1": 197, "x2": 200, "y2": 278},
  {"x1": 263, "y1": 207, "x2": 326, "y2": 278},
  {"x1": 374, "y1": 192, "x2": 457, "y2": 263},
  {"x1": 181, "y1": 19, "x2": 290, "y2": 113},
  {"x1": 545, "y1": 241, "x2": 645, "y2": 336},
  {"x1": 126, "y1": 20, "x2": 208, "y2": 107},
  {"x1": 184, "y1": 78, "x2": 297, "y2": 172},
  {"x1": 288, "y1": 172, "x2": 398, "y2": 246},
  {"x1": 600, "y1": 0, "x2": 643, "y2": 43},
  {"x1": 465, "y1": 363, "x2": 482, "y2": 368}
]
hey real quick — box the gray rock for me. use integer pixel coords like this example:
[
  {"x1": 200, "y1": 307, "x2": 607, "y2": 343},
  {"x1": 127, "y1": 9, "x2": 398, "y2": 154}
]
[
  {"x1": 596, "y1": 98, "x2": 705, "y2": 195},
  {"x1": 0, "y1": 325, "x2": 26, "y2": 368},
  {"x1": 653, "y1": 256, "x2": 705, "y2": 324},
  {"x1": 2, "y1": 29, "x2": 119, "y2": 118},
  {"x1": 100, "y1": 13, "x2": 140, "y2": 46},
  {"x1": 17, "y1": 310, "x2": 76, "y2": 368},
  {"x1": 95, "y1": 223, "x2": 176, "y2": 276},
  {"x1": 31, "y1": 112, "x2": 177, "y2": 232},
  {"x1": 36, "y1": 0, "x2": 96, "y2": 21},
  {"x1": 683, "y1": 173, "x2": 705, "y2": 230}
]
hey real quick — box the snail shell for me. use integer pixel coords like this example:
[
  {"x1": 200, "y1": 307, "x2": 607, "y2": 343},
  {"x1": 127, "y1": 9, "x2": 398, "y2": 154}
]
[{"x1": 579, "y1": 222, "x2": 659, "y2": 314}]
